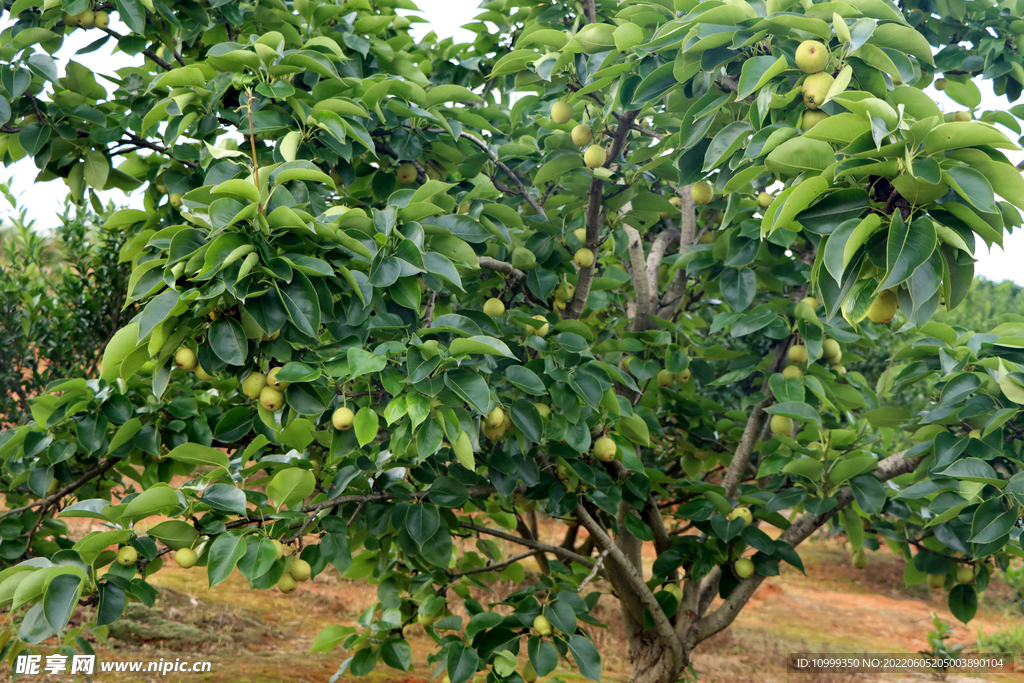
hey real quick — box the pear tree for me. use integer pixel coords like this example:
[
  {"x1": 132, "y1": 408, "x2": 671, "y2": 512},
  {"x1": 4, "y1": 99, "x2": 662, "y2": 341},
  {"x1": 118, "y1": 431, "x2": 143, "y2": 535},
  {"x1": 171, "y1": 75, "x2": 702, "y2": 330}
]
[{"x1": 2, "y1": 1, "x2": 1024, "y2": 683}]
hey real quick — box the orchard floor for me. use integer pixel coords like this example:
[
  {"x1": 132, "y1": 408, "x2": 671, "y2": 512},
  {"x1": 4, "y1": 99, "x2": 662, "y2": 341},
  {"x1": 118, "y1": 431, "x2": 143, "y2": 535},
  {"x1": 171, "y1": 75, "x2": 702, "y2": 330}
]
[{"x1": 37, "y1": 527, "x2": 1024, "y2": 683}]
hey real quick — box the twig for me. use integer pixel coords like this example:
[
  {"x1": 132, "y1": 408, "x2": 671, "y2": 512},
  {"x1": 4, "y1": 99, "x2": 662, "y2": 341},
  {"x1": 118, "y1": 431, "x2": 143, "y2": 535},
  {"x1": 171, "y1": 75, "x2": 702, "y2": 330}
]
[
  {"x1": 447, "y1": 550, "x2": 539, "y2": 580},
  {"x1": 0, "y1": 457, "x2": 121, "y2": 521},
  {"x1": 459, "y1": 132, "x2": 548, "y2": 221},
  {"x1": 577, "y1": 549, "x2": 609, "y2": 590},
  {"x1": 97, "y1": 27, "x2": 174, "y2": 70},
  {"x1": 459, "y1": 521, "x2": 601, "y2": 572}
]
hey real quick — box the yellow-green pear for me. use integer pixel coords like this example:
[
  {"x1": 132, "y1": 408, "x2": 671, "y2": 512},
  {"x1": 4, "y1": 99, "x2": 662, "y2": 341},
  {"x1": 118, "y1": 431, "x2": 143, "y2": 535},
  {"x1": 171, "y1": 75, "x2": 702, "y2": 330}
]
[
  {"x1": 174, "y1": 347, "x2": 197, "y2": 371},
  {"x1": 483, "y1": 298, "x2": 505, "y2": 317},
  {"x1": 770, "y1": 414, "x2": 794, "y2": 435},
  {"x1": 574, "y1": 248, "x2": 595, "y2": 268},
  {"x1": 260, "y1": 386, "x2": 285, "y2": 412},
  {"x1": 802, "y1": 72, "x2": 834, "y2": 109},
  {"x1": 396, "y1": 163, "x2": 417, "y2": 184},
  {"x1": 867, "y1": 289, "x2": 898, "y2": 323},
  {"x1": 551, "y1": 101, "x2": 573, "y2": 124},
  {"x1": 332, "y1": 406, "x2": 355, "y2": 430},
  {"x1": 583, "y1": 145, "x2": 606, "y2": 169},
  {"x1": 571, "y1": 124, "x2": 592, "y2": 146},
  {"x1": 242, "y1": 372, "x2": 268, "y2": 399},
  {"x1": 691, "y1": 181, "x2": 713, "y2": 204},
  {"x1": 788, "y1": 345, "x2": 808, "y2": 364},
  {"x1": 795, "y1": 40, "x2": 829, "y2": 73}
]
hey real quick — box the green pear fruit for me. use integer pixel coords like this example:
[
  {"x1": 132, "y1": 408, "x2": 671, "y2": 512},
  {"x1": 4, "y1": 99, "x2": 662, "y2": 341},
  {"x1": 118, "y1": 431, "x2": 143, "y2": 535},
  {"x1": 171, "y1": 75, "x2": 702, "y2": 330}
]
[
  {"x1": 867, "y1": 289, "x2": 898, "y2": 323},
  {"x1": 734, "y1": 558, "x2": 755, "y2": 578},
  {"x1": 574, "y1": 248, "x2": 595, "y2": 268},
  {"x1": 594, "y1": 436, "x2": 617, "y2": 462},
  {"x1": 795, "y1": 40, "x2": 829, "y2": 73},
  {"x1": 788, "y1": 345, "x2": 808, "y2": 364},
  {"x1": 396, "y1": 162, "x2": 417, "y2": 184},
  {"x1": 551, "y1": 101, "x2": 573, "y2": 124},
  {"x1": 583, "y1": 145, "x2": 606, "y2": 169},
  {"x1": 483, "y1": 298, "x2": 505, "y2": 317},
  {"x1": 332, "y1": 406, "x2": 355, "y2": 430},
  {"x1": 242, "y1": 372, "x2": 267, "y2": 400},
  {"x1": 770, "y1": 415, "x2": 794, "y2": 435},
  {"x1": 260, "y1": 386, "x2": 285, "y2": 412},
  {"x1": 802, "y1": 72, "x2": 834, "y2": 109},
  {"x1": 175, "y1": 548, "x2": 198, "y2": 569},
  {"x1": 691, "y1": 181, "x2": 713, "y2": 204},
  {"x1": 782, "y1": 365, "x2": 803, "y2": 380},
  {"x1": 571, "y1": 124, "x2": 592, "y2": 146}
]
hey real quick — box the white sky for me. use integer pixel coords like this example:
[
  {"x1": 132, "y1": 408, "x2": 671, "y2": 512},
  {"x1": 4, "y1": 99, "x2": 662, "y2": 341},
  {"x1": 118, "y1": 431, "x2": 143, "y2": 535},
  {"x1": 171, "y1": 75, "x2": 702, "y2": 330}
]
[{"x1": 3, "y1": 1, "x2": 1024, "y2": 286}]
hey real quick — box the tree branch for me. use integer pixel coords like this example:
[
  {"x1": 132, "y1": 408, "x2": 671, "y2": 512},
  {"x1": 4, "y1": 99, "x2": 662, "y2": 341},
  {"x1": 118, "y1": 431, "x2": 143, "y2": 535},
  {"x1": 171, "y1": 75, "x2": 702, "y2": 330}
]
[
  {"x1": 565, "y1": 110, "x2": 639, "y2": 320},
  {"x1": 460, "y1": 132, "x2": 548, "y2": 221},
  {"x1": 623, "y1": 224, "x2": 653, "y2": 332},
  {"x1": 447, "y1": 550, "x2": 539, "y2": 580},
  {"x1": 658, "y1": 187, "x2": 696, "y2": 318},
  {"x1": 459, "y1": 522, "x2": 602, "y2": 573},
  {"x1": 581, "y1": 0, "x2": 596, "y2": 23},
  {"x1": 575, "y1": 503, "x2": 685, "y2": 671},
  {"x1": 646, "y1": 227, "x2": 680, "y2": 299},
  {"x1": 690, "y1": 449, "x2": 922, "y2": 645},
  {"x1": 0, "y1": 457, "x2": 122, "y2": 521}
]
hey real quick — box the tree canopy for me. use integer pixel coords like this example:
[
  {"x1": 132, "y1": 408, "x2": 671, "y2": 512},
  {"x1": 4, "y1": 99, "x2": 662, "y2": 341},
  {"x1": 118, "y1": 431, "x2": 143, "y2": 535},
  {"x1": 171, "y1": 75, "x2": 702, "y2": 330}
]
[{"x1": 2, "y1": 0, "x2": 1024, "y2": 681}]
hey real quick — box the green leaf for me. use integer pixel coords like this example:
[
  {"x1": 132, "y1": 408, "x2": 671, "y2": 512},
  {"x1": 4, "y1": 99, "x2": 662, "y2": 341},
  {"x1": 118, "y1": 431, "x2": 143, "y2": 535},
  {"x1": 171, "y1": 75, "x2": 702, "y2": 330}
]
[
  {"x1": 266, "y1": 468, "x2": 315, "y2": 509},
  {"x1": 447, "y1": 642, "x2": 480, "y2": 683},
  {"x1": 948, "y1": 584, "x2": 978, "y2": 624},
  {"x1": 566, "y1": 635, "x2": 602, "y2": 682},
  {"x1": 445, "y1": 369, "x2": 491, "y2": 414},
  {"x1": 510, "y1": 399, "x2": 544, "y2": 444},
  {"x1": 737, "y1": 55, "x2": 788, "y2": 98},
  {"x1": 354, "y1": 407, "x2": 379, "y2": 447},
  {"x1": 348, "y1": 347, "x2": 388, "y2": 379},
  {"x1": 206, "y1": 532, "x2": 248, "y2": 588},
  {"x1": 208, "y1": 317, "x2": 248, "y2": 366},
  {"x1": 84, "y1": 150, "x2": 109, "y2": 190},
  {"x1": 123, "y1": 486, "x2": 181, "y2": 520},
  {"x1": 944, "y1": 167, "x2": 997, "y2": 215},
  {"x1": 96, "y1": 581, "x2": 126, "y2": 627},
  {"x1": 535, "y1": 154, "x2": 584, "y2": 184},
  {"x1": 449, "y1": 335, "x2": 516, "y2": 358},
  {"x1": 166, "y1": 443, "x2": 231, "y2": 472},
  {"x1": 277, "y1": 272, "x2": 321, "y2": 337},
  {"x1": 504, "y1": 366, "x2": 547, "y2": 395},
  {"x1": 43, "y1": 574, "x2": 81, "y2": 634},
  {"x1": 765, "y1": 402, "x2": 822, "y2": 427},
  {"x1": 309, "y1": 624, "x2": 355, "y2": 654},
  {"x1": 879, "y1": 215, "x2": 935, "y2": 291},
  {"x1": 968, "y1": 498, "x2": 1015, "y2": 543}
]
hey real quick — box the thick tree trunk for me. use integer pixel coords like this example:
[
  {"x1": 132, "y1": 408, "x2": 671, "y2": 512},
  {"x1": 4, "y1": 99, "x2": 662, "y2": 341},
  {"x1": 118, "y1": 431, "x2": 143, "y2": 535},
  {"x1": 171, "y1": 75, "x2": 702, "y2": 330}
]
[{"x1": 628, "y1": 634, "x2": 685, "y2": 683}]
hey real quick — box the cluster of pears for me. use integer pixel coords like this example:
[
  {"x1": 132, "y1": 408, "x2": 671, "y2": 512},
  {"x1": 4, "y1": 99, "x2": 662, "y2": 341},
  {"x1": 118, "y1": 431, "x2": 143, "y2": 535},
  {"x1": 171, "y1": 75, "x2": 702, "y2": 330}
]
[
  {"x1": 482, "y1": 406, "x2": 513, "y2": 441},
  {"x1": 926, "y1": 565, "x2": 975, "y2": 590},
  {"x1": 550, "y1": 100, "x2": 605, "y2": 170},
  {"x1": 279, "y1": 557, "x2": 312, "y2": 593},
  {"x1": 656, "y1": 367, "x2": 691, "y2": 387},
  {"x1": 173, "y1": 346, "x2": 217, "y2": 381},
  {"x1": 238, "y1": 366, "x2": 291, "y2": 412},
  {"x1": 63, "y1": 7, "x2": 110, "y2": 29},
  {"x1": 796, "y1": 40, "x2": 833, "y2": 131},
  {"x1": 727, "y1": 507, "x2": 756, "y2": 578}
]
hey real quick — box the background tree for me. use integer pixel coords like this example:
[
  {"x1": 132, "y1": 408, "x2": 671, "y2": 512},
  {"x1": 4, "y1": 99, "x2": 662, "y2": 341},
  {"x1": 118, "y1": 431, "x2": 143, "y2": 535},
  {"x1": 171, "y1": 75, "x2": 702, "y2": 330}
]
[
  {"x1": 2, "y1": 1, "x2": 1024, "y2": 683},
  {"x1": 0, "y1": 190, "x2": 132, "y2": 425}
]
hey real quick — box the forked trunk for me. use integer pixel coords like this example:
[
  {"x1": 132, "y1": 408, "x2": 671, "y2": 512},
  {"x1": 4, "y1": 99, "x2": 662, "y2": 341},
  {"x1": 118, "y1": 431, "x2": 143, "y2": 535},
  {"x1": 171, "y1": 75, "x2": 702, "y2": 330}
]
[{"x1": 628, "y1": 633, "x2": 684, "y2": 683}]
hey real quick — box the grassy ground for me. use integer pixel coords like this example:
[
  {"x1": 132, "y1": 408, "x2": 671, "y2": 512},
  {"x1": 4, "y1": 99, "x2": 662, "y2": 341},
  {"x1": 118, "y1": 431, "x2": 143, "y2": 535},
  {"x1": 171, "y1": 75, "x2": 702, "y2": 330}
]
[{"x1": 21, "y1": 528, "x2": 1018, "y2": 683}]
